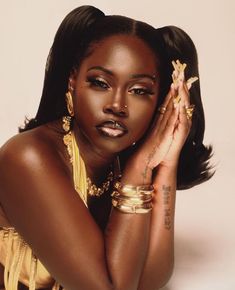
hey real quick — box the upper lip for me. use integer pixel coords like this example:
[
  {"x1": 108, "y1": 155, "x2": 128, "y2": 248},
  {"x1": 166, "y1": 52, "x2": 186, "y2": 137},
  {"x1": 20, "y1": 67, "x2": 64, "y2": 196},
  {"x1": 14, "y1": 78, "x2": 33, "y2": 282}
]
[{"x1": 96, "y1": 120, "x2": 128, "y2": 132}]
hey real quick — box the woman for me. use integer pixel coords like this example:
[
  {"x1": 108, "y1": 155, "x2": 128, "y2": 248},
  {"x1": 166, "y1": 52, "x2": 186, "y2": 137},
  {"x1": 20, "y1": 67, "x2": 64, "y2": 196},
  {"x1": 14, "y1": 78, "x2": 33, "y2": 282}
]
[{"x1": 0, "y1": 5, "x2": 213, "y2": 290}]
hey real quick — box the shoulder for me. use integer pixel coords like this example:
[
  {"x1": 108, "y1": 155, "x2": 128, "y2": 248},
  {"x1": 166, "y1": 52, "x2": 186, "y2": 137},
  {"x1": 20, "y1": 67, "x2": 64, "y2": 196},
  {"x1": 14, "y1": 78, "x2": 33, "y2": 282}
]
[
  {"x1": 0, "y1": 130, "x2": 42, "y2": 171},
  {"x1": 1, "y1": 121, "x2": 66, "y2": 169},
  {"x1": 0, "y1": 122, "x2": 71, "y2": 200}
]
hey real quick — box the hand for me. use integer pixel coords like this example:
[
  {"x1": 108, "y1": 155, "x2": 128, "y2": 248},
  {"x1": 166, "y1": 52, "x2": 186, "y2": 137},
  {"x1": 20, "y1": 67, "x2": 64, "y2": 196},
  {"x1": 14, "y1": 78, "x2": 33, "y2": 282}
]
[{"x1": 135, "y1": 61, "x2": 197, "y2": 172}]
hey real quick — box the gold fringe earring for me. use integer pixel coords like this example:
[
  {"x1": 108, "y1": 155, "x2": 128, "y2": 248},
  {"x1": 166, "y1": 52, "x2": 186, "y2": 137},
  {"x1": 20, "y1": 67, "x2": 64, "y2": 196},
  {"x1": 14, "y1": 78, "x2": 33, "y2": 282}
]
[{"x1": 65, "y1": 91, "x2": 74, "y2": 117}]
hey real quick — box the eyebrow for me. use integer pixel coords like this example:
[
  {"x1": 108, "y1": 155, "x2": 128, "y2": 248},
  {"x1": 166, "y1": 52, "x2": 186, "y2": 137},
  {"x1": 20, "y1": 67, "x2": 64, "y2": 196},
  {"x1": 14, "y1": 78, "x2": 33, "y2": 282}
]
[
  {"x1": 87, "y1": 66, "x2": 114, "y2": 76},
  {"x1": 131, "y1": 74, "x2": 157, "y2": 82},
  {"x1": 87, "y1": 66, "x2": 157, "y2": 82}
]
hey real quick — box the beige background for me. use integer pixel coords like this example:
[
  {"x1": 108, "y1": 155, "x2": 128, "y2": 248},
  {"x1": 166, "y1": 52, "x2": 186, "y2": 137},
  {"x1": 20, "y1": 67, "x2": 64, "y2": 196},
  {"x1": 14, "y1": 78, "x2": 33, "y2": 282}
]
[{"x1": 0, "y1": 0, "x2": 235, "y2": 289}]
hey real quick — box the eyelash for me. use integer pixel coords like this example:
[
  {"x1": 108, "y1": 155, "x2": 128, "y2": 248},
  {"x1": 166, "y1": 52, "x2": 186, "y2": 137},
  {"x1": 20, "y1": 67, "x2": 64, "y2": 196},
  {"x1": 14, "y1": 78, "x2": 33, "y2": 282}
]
[
  {"x1": 86, "y1": 77, "x2": 154, "y2": 96},
  {"x1": 129, "y1": 88, "x2": 154, "y2": 96},
  {"x1": 86, "y1": 77, "x2": 110, "y2": 89}
]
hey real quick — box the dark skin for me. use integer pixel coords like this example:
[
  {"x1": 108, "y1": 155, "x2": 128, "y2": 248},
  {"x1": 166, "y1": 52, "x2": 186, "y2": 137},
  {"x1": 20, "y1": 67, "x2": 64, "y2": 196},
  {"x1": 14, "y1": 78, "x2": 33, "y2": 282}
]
[{"x1": 0, "y1": 35, "x2": 192, "y2": 290}]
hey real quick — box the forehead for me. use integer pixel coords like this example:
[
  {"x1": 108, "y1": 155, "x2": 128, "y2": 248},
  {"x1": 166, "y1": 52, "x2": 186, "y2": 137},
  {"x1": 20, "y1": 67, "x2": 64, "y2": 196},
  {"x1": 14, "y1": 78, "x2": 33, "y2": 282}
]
[{"x1": 80, "y1": 35, "x2": 158, "y2": 75}]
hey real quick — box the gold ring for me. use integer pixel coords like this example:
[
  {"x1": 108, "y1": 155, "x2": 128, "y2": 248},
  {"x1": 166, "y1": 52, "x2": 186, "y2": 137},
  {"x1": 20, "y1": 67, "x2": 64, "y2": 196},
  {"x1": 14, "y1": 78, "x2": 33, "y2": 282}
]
[
  {"x1": 158, "y1": 106, "x2": 166, "y2": 114},
  {"x1": 185, "y1": 104, "x2": 195, "y2": 119}
]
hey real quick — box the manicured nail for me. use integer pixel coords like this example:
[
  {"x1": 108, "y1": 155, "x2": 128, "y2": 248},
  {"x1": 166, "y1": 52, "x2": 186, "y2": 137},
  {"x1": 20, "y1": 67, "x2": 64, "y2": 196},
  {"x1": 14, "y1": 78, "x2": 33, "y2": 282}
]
[
  {"x1": 173, "y1": 95, "x2": 181, "y2": 105},
  {"x1": 187, "y1": 76, "x2": 199, "y2": 89}
]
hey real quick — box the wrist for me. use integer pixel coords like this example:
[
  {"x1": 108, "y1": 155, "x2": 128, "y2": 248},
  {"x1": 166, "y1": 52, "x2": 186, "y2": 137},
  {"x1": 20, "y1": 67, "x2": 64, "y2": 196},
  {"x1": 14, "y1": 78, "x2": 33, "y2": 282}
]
[
  {"x1": 155, "y1": 163, "x2": 178, "y2": 183},
  {"x1": 121, "y1": 153, "x2": 153, "y2": 185},
  {"x1": 159, "y1": 154, "x2": 180, "y2": 171}
]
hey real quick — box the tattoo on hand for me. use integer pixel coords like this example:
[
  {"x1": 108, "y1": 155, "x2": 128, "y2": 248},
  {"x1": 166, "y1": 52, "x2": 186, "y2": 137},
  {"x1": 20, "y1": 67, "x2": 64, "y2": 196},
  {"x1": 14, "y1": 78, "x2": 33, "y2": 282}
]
[
  {"x1": 162, "y1": 185, "x2": 172, "y2": 230},
  {"x1": 141, "y1": 146, "x2": 157, "y2": 184}
]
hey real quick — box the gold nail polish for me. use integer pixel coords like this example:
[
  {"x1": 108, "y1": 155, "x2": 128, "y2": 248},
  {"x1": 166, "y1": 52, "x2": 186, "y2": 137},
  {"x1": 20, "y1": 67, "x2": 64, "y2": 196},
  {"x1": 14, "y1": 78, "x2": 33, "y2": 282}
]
[
  {"x1": 173, "y1": 95, "x2": 181, "y2": 104},
  {"x1": 171, "y1": 60, "x2": 187, "y2": 85},
  {"x1": 187, "y1": 76, "x2": 199, "y2": 86}
]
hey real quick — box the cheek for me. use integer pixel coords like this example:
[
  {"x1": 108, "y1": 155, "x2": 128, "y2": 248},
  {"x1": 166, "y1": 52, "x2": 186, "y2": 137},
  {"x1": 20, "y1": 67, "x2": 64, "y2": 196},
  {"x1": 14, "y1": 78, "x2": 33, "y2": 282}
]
[
  {"x1": 128, "y1": 101, "x2": 157, "y2": 138},
  {"x1": 129, "y1": 95, "x2": 158, "y2": 122},
  {"x1": 74, "y1": 90, "x2": 104, "y2": 119}
]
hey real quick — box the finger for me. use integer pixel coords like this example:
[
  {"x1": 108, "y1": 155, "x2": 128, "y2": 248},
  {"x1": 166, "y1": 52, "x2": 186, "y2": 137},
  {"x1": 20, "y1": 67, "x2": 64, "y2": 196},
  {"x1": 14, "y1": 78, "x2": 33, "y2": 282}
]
[
  {"x1": 178, "y1": 102, "x2": 192, "y2": 133},
  {"x1": 160, "y1": 83, "x2": 175, "y2": 108},
  {"x1": 162, "y1": 97, "x2": 174, "y2": 123},
  {"x1": 177, "y1": 82, "x2": 195, "y2": 125},
  {"x1": 154, "y1": 84, "x2": 175, "y2": 129},
  {"x1": 186, "y1": 76, "x2": 199, "y2": 90},
  {"x1": 156, "y1": 97, "x2": 180, "y2": 138},
  {"x1": 163, "y1": 101, "x2": 179, "y2": 136},
  {"x1": 152, "y1": 97, "x2": 173, "y2": 135},
  {"x1": 178, "y1": 80, "x2": 190, "y2": 108}
]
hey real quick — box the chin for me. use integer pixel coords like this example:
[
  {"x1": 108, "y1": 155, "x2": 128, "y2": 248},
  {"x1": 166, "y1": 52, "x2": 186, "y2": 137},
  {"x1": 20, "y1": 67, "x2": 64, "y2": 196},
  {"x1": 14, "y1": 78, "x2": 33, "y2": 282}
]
[{"x1": 93, "y1": 135, "x2": 134, "y2": 156}]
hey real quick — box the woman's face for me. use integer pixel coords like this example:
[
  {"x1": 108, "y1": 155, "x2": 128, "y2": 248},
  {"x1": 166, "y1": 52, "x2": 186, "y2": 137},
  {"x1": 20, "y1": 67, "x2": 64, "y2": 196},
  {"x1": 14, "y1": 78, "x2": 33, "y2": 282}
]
[{"x1": 71, "y1": 34, "x2": 160, "y2": 155}]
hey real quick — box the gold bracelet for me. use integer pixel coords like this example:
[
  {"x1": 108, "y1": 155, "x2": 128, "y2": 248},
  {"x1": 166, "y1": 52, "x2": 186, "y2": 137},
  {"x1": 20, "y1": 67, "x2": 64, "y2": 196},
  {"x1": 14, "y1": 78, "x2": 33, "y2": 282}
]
[
  {"x1": 112, "y1": 199, "x2": 153, "y2": 214},
  {"x1": 114, "y1": 182, "x2": 154, "y2": 196},
  {"x1": 111, "y1": 182, "x2": 154, "y2": 214},
  {"x1": 112, "y1": 191, "x2": 152, "y2": 205}
]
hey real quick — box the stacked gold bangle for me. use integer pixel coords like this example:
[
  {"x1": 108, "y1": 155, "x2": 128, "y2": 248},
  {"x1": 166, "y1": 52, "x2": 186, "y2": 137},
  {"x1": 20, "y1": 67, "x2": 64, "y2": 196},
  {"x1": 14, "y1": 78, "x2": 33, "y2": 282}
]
[{"x1": 111, "y1": 182, "x2": 154, "y2": 214}]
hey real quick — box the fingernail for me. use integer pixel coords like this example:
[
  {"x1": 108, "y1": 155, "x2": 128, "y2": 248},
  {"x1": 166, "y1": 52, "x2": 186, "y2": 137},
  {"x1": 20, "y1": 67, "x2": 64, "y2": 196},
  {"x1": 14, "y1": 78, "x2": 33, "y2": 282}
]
[
  {"x1": 170, "y1": 83, "x2": 175, "y2": 90},
  {"x1": 186, "y1": 76, "x2": 199, "y2": 90},
  {"x1": 173, "y1": 95, "x2": 181, "y2": 105}
]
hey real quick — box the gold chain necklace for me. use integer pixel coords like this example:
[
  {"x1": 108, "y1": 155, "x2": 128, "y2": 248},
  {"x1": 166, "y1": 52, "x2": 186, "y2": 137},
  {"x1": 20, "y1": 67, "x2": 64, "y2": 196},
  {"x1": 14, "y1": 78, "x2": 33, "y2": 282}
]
[
  {"x1": 62, "y1": 116, "x2": 113, "y2": 200},
  {"x1": 87, "y1": 171, "x2": 113, "y2": 197}
]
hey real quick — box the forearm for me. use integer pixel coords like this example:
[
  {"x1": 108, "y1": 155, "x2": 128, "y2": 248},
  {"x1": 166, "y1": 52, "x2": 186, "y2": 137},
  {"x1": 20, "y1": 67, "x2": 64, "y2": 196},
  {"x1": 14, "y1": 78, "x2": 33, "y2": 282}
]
[
  {"x1": 105, "y1": 209, "x2": 151, "y2": 290},
  {"x1": 104, "y1": 161, "x2": 152, "y2": 290},
  {"x1": 137, "y1": 164, "x2": 177, "y2": 290}
]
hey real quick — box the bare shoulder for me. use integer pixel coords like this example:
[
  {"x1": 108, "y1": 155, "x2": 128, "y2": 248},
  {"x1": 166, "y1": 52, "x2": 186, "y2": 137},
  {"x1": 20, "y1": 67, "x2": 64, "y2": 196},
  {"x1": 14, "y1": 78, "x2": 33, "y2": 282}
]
[
  {"x1": 0, "y1": 121, "x2": 72, "y2": 210},
  {"x1": 0, "y1": 122, "x2": 67, "y2": 172}
]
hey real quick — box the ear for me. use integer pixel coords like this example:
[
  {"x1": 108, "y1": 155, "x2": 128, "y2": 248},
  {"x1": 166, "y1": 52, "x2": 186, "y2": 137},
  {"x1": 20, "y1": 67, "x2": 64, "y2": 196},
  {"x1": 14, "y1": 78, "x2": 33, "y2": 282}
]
[{"x1": 68, "y1": 69, "x2": 78, "y2": 91}]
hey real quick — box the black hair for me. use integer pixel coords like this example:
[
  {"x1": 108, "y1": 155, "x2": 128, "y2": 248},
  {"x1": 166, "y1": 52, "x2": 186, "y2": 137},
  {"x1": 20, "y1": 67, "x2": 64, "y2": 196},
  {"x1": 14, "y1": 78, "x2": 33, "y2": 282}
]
[{"x1": 19, "y1": 5, "x2": 214, "y2": 189}]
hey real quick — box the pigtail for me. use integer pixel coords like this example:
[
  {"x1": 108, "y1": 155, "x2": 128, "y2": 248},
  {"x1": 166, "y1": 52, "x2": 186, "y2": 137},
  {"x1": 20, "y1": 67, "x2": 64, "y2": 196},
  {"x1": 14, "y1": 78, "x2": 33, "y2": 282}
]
[
  {"x1": 20, "y1": 5, "x2": 105, "y2": 132},
  {"x1": 157, "y1": 26, "x2": 214, "y2": 189}
]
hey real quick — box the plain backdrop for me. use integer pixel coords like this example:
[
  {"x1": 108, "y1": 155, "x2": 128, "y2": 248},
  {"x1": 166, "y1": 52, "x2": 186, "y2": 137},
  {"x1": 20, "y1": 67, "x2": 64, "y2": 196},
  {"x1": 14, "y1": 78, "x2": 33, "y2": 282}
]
[{"x1": 0, "y1": 1, "x2": 235, "y2": 289}]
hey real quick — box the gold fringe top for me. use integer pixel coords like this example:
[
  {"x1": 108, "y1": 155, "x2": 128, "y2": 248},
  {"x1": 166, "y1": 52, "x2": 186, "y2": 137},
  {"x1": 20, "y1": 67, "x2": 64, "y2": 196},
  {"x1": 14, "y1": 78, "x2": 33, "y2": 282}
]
[{"x1": 0, "y1": 226, "x2": 60, "y2": 290}]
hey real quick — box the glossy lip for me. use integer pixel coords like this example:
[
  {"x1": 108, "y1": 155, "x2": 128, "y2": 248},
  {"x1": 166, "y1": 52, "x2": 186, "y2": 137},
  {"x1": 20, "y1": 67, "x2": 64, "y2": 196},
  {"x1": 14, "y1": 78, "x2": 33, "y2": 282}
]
[{"x1": 96, "y1": 120, "x2": 128, "y2": 138}]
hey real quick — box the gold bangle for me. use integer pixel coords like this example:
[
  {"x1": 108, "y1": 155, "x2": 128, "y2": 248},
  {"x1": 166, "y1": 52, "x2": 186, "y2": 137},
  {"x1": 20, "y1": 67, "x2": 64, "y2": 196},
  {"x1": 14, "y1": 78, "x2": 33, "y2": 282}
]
[
  {"x1": 111, "y1": 190, "x2": 153, "y2": 199},
  {"x1": 112, "y1": 191, "x2": 152, "y2": 205},
  {"x1": 112, "y1": 200, "x2": 153, "y2": 214},
  {"x1": 114, "y1": 182, "x2": 154, "y2": 196},
  {"x1": 112, "y1": 197, "x2": 152, "y2": 207},
  {"x1": 111, "y1": 182, "x2": 154, "y2": 214},
  {"x1": 114, "y1": 181, "x2": 154, "y2": 191}
]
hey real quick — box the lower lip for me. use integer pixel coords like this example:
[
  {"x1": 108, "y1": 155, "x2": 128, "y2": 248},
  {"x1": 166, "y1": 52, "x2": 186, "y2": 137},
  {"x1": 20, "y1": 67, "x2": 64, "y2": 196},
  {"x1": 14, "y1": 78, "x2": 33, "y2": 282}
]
[{"x1": 96, "y1": 126, "x2": 127, "y2": 138}]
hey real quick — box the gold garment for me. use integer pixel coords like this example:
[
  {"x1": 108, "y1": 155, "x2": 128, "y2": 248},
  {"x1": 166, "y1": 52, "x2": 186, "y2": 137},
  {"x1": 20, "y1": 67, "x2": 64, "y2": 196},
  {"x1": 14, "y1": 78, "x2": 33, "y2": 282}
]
[{"x1": 0, "y1": 131, "x2": 88, "y2": 290}]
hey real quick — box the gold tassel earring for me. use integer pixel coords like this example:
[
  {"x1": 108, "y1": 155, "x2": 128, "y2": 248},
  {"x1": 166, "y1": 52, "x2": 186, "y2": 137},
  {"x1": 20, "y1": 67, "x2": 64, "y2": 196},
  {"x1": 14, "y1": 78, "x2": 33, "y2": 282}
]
[
  {"x1": 62, "y1": 88, "x2": 74, "y2": 161},
  {"x1": 65, "y1": 91, "x2": 74, "y2": 117}
]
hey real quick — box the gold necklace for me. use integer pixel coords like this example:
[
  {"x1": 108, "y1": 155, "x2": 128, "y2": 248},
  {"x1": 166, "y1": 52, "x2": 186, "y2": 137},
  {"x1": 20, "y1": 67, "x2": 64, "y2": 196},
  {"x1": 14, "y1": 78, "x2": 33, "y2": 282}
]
[
  {"x1": 87, "y1": 171, "x2": 113, "y2": 197},
  {"x1": 62, "y1": 116, "x2": 113, "y2": 200}
]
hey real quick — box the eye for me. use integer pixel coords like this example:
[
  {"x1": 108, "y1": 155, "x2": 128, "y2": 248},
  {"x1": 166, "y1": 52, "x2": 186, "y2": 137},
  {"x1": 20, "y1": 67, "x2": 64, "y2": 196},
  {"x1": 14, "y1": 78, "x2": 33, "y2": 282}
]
[
  {"x1": 129, "y1": 87, "x2": 154, "y2": 96},
  {"x1": 86, "y1": 77, "x2": 110, "y2": 89}
]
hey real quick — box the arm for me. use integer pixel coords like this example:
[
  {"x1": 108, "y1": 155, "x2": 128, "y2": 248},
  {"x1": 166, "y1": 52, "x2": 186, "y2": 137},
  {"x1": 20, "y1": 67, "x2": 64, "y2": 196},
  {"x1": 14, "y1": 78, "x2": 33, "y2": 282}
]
[
  {"x1": 0, "y1": 134, "x2": 151, "y2": 290},
  {"x1": 136, "y1": 67, "x2": 193, "y2": 289},
  {"x1": 137, "y1": 165, "x2": 177, "y2": 290}
]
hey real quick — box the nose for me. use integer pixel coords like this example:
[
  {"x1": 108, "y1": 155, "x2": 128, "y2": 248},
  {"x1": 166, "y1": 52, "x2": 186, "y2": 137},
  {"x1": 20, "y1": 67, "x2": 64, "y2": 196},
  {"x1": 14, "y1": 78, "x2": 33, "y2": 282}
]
[
  {"x1": 103, "y1": 91, "x2": 128, "y2": 117},
  {"x1": 103, "y1": 103, "x2": 128, "y2": 117}
]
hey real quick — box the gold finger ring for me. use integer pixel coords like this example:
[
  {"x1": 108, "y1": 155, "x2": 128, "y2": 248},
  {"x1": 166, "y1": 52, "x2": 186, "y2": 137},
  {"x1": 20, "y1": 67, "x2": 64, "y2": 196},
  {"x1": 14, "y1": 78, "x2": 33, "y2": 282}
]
[
  {"x1": 185, "y1": 104, "x2": 195, "y2": 119},
  {"x1": 158, "y1": 106, "x2": 166, "y2": 114}
]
